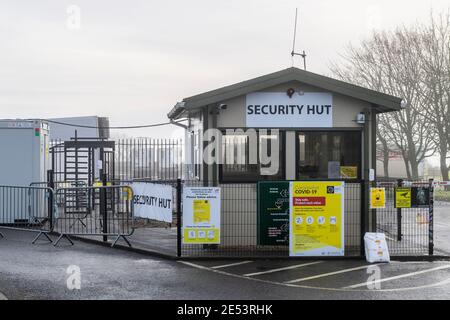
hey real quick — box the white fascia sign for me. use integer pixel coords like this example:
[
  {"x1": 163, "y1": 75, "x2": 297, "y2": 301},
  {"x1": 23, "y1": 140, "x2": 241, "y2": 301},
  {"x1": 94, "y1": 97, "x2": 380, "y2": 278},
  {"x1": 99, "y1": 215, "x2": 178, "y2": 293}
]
[{"x1": 246, "y1": 92, "x2": 333, "y2": 128}]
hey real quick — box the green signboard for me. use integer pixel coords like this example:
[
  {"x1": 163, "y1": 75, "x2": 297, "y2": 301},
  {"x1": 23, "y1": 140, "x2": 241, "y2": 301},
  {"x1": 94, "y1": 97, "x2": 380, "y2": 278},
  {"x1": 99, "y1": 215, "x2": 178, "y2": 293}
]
[{"x1": 257, "y1": 181, "x2": 290, "y2": 246}]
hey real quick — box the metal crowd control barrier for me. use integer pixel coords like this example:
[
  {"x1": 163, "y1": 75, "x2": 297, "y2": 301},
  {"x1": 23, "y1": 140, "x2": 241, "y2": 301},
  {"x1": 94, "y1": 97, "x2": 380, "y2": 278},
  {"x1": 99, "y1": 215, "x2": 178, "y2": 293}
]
[
  {"x1": 0, "y1": 185, "x2": 54, "y2": 244},
  {"x1": 53, "y1": 185, "x2": 134, "y2": 247}
]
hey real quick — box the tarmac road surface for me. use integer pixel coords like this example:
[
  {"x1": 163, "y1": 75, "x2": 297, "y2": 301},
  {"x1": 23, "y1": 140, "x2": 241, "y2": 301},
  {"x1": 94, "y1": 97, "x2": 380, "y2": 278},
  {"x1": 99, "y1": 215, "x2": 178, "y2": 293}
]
[{"x1": 1, "y1": 229, "x2": 450, "y2": 300}]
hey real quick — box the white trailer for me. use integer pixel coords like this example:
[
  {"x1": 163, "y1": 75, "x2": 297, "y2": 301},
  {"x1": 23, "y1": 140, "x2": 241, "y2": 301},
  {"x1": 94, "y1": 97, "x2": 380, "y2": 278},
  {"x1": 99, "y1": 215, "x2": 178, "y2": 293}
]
[
  {"x1": 0, "y1": 120, "x2": 49, "y2": 186},
  {"x1": 0, "y1": 120, "x2": 50, "y2": 224}
]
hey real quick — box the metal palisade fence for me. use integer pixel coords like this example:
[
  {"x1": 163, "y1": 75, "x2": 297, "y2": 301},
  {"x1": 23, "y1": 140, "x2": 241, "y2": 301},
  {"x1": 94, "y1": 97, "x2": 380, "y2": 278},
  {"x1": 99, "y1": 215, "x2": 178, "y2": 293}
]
[
  {"x1": 115, "y1": 138, "x2": 183, "y2": 181},
  {"x1": 49, "y1": 137, "x2": 183, "y2": 186}
]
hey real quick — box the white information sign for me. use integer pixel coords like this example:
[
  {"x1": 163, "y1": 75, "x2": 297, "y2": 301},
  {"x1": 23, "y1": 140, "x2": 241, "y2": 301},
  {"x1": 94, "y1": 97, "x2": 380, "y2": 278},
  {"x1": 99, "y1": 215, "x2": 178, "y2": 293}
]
[
  {"x1": 246, "y1": 92, "x2": 333, "y2": 128},
  {"x1": 132, "y1": 182, "x2": 173, "y2": 223},
  {"x1": 182, "y1": 187, "x2": 221, "y2": 244}
]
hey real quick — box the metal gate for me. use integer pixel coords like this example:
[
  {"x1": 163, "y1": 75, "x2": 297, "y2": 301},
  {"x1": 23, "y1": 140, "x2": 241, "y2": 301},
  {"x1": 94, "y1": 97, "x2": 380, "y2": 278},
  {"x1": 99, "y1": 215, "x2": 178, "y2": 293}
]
[
  {"x1": 50, "y1": 137, "x2": 115, "y2": 188},
  {"x1": 375, "y1": 179, "x2": 434, "y2": 256}
]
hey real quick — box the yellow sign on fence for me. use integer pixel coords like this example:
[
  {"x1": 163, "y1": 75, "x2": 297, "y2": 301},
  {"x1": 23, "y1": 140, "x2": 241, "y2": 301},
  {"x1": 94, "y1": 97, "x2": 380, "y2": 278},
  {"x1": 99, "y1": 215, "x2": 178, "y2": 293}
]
[
  {"x1": 289, "y1": 181, "x2": 345, "y2": 256},
  {"x1": 370, "y1": 188, "x2": 386, "y2": 209},
  {"x1": 395, "y1": 187, "x2": 412, "y2": 208},
  {"x1": 182, "y1": 187, "x2": 221, "y2": 244},
  {"x1": 193, "y1": 200, "x2": 211, "y2": 223}
]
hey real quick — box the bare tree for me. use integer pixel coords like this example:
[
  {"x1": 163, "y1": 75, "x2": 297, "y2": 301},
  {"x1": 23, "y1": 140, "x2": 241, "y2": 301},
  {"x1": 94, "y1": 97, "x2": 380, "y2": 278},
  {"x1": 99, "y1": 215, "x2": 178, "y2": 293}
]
[
  {"x1": 331, "y1": 26, "x2": 437, "y2": 179},
  {"x1": 415, "y1": 12, "x2": 450, "y2": 182},
  {"x1": 376, "y1": 117, "x2": 392, "y2": 178}
]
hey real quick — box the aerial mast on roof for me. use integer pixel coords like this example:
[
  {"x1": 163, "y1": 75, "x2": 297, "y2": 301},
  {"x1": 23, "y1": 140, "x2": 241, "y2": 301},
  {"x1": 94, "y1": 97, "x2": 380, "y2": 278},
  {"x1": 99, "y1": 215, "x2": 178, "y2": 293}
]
[{"x1": 291, "y1": 8, "x2": 307, "y2": 70}]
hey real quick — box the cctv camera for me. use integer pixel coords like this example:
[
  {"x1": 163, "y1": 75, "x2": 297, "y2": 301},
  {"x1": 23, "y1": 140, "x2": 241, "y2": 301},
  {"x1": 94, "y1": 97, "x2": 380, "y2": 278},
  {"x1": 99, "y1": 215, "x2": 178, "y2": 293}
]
[
  {"x1": 400, "y1": 99, "x2": 408, "y2": 109},
  {"x1": 218, "y1": 104, "x2": 227, "y2": 110}
]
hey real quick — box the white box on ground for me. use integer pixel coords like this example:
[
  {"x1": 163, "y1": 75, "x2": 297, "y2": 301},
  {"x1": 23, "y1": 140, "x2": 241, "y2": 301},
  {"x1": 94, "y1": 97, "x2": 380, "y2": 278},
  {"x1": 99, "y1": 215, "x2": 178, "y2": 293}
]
[{"x1": 364, "y1": 232, "x2": 390, "y2": 263}]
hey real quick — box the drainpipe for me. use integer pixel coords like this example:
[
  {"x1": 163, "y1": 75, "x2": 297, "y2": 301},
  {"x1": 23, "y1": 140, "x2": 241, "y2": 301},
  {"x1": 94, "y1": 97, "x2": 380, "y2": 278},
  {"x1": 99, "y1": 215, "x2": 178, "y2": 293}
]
[{"x1": 363, "y1": 108, "x2": 371, "y2": 234}]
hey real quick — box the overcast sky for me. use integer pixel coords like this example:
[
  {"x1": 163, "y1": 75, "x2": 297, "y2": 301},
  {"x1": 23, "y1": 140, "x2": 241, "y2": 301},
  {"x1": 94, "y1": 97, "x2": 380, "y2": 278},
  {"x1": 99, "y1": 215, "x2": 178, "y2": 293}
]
[{"x1": 0, "y1": 0, "x2": 448, "y2": 140}]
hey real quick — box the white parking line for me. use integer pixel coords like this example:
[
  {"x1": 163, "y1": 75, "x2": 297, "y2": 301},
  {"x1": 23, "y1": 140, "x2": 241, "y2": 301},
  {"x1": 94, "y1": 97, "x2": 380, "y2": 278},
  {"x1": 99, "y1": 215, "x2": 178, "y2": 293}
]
[
  {"x1": 435, "y1": 222, "x2": 450, "y2": 228},
  {"x1": 285, "y1": 264, "x2": 381, "y2": 284},
  {"x1": 180, "y1": 260, "x2": 450, "y2": 292},
  {"x1": 211, "y1": 261, "x2": 253, "y2": 269},
  {"x1": 345, "y1": 264, "x2": 450, "y2": 289},
  {"x1": 243, "y1": 261, "x2": 322, "y2": 277}
]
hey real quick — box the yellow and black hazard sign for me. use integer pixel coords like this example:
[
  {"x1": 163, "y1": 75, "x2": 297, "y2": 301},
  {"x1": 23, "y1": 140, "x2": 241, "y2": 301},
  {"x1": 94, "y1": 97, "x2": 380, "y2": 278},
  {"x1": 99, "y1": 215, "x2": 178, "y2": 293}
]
[
  {"x1": 395, "y1": 187, "x2": 412, "y2": 208},
  {"x1": 370, "y1": 187, "x2": 386, "y2": 209}
]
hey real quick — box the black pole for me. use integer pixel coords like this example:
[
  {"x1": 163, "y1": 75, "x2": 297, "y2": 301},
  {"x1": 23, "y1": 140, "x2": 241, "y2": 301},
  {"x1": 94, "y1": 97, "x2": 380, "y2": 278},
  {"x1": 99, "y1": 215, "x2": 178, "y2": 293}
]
[
  {"x1": 397, "y1": 179, "x2": 403, "y2": 241},
  {"x1": 429, "y1": 179, "x2": 434, "y2": 256},
  {"x1": 47, "y1": 169, "x2": 54, "y2": 231},
  {"x1": 101, "y1": 173, "x2": 108, "y2": 242},
  {"x1": 176, "y1": 178, "x2": 182, "y2": 258},
  {"x1": 360, "y1": 180, "x2": 366, "y2": 257}
]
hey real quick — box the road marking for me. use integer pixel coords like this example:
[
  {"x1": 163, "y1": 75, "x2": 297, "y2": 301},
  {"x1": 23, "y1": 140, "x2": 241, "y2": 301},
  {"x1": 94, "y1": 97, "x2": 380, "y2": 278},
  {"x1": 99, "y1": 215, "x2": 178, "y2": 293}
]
[
  {"x1": 180, "y1": 261, "x2": 213, "y2": 270},
  {"x1": 243, "y1": 261, "x2": 322, "y2": 277},
  {"x1": 0, "y1": 291, "x2": 7, "y2": 300},
  {"x1": 345, "y1": 264, "x2": 450, "y2": 289},
  {"x1": 211, "y1": 261, "x2": 253, "y2": 269},
  {"x1": 284, "y1": 264, "x2": 381, "y2": 284},
  {"x1": 179, "y1": 261, "x2": 450, "y2": 292},
  {"x1": 435, "y1": 222, "x2": 450, "y2": 228}
]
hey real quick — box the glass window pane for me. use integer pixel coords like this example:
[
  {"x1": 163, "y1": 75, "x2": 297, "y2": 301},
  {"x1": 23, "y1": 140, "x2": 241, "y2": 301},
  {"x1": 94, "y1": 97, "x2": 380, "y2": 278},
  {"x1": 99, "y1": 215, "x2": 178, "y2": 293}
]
[
  {"x1": 297, "y1": 131, "x2": 361, "y2": 180},
  {"x1": 221, "y1": 130, "x2": 284, "y2": 182}
]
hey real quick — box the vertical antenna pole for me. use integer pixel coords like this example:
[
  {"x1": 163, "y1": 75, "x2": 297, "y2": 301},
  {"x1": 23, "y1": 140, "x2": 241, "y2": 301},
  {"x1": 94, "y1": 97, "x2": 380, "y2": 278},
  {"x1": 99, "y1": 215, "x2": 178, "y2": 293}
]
[
  {"x1": 291, "y1": 8, "x2": 307, "y2": 70},
  {"x1": 291, "y1": 8, "x2": 298, "y2": 58}
]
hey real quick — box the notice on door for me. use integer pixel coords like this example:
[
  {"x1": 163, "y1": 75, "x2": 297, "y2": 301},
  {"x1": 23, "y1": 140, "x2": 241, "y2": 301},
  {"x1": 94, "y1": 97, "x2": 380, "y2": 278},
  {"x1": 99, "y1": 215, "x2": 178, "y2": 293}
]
[
  {"x1": 289, "y1": 181, "x2": 345, "y2": 256},
  {"x1": 182, "y1": 187, "x2": 221, "y2": 244}
]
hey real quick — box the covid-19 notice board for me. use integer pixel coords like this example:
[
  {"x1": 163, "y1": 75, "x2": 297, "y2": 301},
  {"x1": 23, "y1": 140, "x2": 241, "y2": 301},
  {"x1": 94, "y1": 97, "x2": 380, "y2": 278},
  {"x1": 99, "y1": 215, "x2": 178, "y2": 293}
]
[
  {"x1": 289, "y1": 181, "x2": 345, "y2": 256},
  {"x1": 182, "y1": 187, "x2": 221, "y2": 244}
]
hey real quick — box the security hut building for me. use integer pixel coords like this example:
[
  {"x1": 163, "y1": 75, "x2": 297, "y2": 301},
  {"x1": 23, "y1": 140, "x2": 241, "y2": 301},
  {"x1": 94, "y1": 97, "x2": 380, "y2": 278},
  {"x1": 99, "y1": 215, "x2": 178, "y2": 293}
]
[{"x1": 168, "y1": 67, "x2": 402, "y2": 256}]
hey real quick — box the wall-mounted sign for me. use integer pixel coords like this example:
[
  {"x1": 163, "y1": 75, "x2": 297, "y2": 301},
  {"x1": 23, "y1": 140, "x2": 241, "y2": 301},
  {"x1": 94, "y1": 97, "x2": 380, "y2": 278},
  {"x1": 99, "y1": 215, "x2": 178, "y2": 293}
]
[
  {"x1": 257, "y1": 182, "x2": 289, "y2": 246},
  {"x1": 132, "y1": 182, "x2": 173, "y2": 223},
  {"x1": 182, "y1": 187, "x2": 221, "y2": 244},
  {"x1": 246, "y1": 92, "x2": 333, "y2": 128},
  {"x1": 289, "y1": 181, "x2": 345, "y2": 256},
  {"x1": 370, "y1": 187, "x2": 386, "y2": 209}
]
